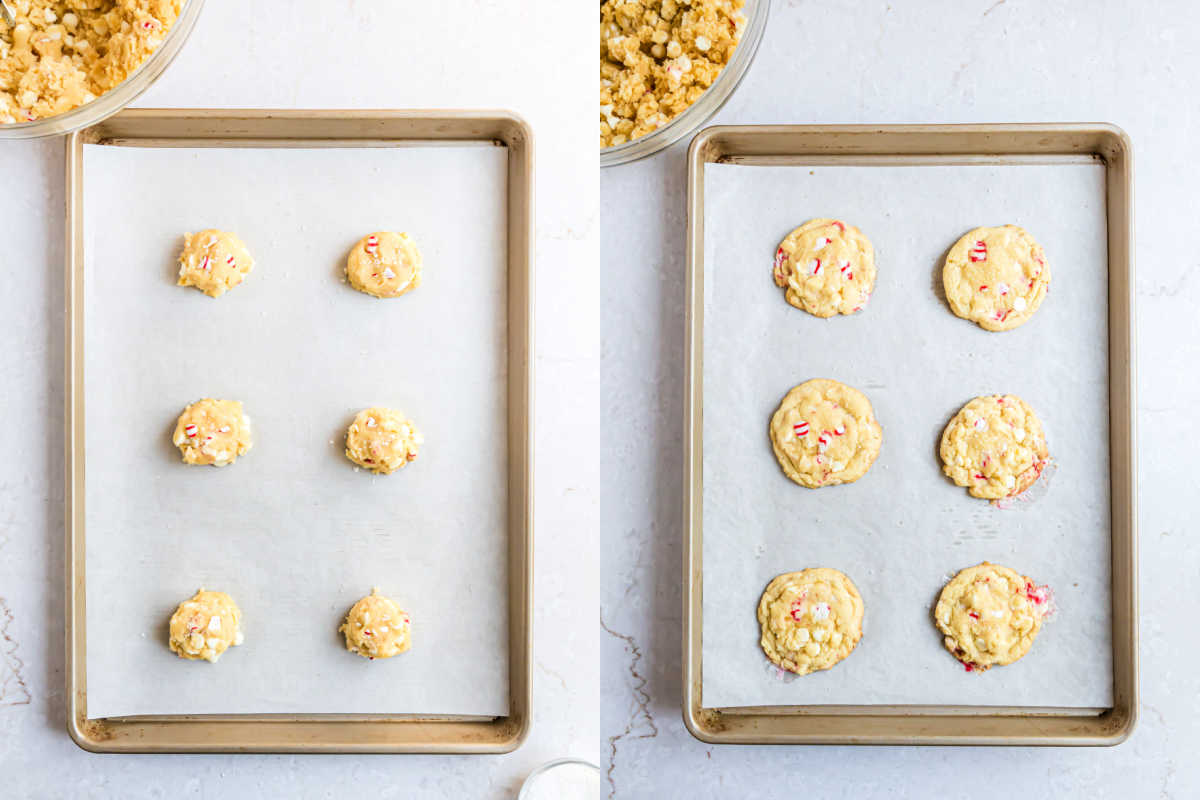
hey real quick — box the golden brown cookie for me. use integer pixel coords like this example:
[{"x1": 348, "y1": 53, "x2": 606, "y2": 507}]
[
  {"x1": 934, "y1": 562, "x2": 1051, "y2": 672},
  {"x1": 344, "y1": 407, "x2": 422, "y2": 474},
  {"x1": 172, "y1": 398, "x2": 253, "y2": 467},
  {"x1": 758, "y1": 568, "x2": 864, "y2": 676},
  {"x1": 176, "y1": 230, "x2": 255, "y2": 298},
  {"x1": 769, "y1": 378, "x2": 883, "y2": 488},
  {"x1": 168, "y1": 589, "x2": 244, "y2": 663},
  {"x1": 939, "y1": 394, "x2": 1048, "y2": 500},
  {"x1": 772, "y1": 218, "x2": 876, "y2": 318},
  {"x1": 942, "y1": 225, "x2": 1050, "y2": 331},
  {"x1": 345, "y1": 232, "x2": 422, "y2": 299},
  {"x1": 339, "y1": 588, "x2": 411, "y2": 660}
]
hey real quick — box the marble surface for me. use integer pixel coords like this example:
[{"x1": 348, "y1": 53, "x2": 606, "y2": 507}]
[
  {"x1": 0, "y1": 1, "x2": 597, "y2": 797},
  {"x1": 601, "y1": 0, "x2": 1197, "y2": 796}
]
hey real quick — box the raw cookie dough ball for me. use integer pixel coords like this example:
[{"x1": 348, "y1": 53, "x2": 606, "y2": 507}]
[
  {"x1": 172, "y1": 398, "x2": 253, "y2": 467},
  {"x1": 758, "y1": 568, "x2": 864, "y2": 676},
  {"x1": 773, "y1": 219, "x2": 876, "y2": 318},
  {"x1": 939, "y1": 394, "x2": 1048, "y2": 500},
  {"x1": 176, "y1": 229, "x2": 255, "y2": 298},
  {"x1": 344, "y1": 407, "x2": 422, "y2": 474},
  {"x1": 345, "y1": 232, "x2": 422, "y2": 299},
  {"x1": 769, "y1": 379, "x2": 883, "y2": 488},
  {"x1": 934, "y1": 562, "x2": 1051, "y2": 672},
  {"x1": 168, "y1": 589, "x2": 244, "y2": 663},
  {"x1": 942, "y1": 225, "x2": 1050, "y2": 331},
  {"x1": 339, "y1": 588, "x2": 411, "y2": 660}
]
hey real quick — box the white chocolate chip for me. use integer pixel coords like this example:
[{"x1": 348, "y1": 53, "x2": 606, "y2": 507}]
[
  {"x1": 1004, "y1": 474, "x2": 1016, "y2": 489},
  {"x1": 810, "y1": 603, "x2": 831, "y2": 621},
  {"x1": 1013, "y1": 296, "x2": 1027, "y2": 311},
  {"x1": 1012, "y1": 427, "x2": 1026, "y2": 443},
  {"x1": 694, "y1": 35, "x2": 711, "y2": 51},
  {"x1": 44, "y1": 8, "x2": 57, "y2": 23},
  {"x1": 207, "y1": 616, "x2": 221, "y2": 632}
]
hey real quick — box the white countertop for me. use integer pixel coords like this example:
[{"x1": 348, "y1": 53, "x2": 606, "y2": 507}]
[
  {"x1": 601, "y1": 0, "x2": 1197, "y2": 796},
  {"x1": 0, "y1": 1, "x2": 598, "y2": 797}
]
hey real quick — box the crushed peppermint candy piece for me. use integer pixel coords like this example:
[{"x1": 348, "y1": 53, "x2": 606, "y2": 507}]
[
  {"x1": 365, "y1": 235, "x2": 379, "y2": 252},
  {"x1": 817, "y1": 433, "x2": 830, "y2": 453},
  {"x1": 184, "y1": 424, "x2": 198, "y2": 437},
  {"x1": 226, "y1": 254, "x2": 236, "y2": 267},
  {"x1": 198, "y1": 256, "x2": 211, "y2": 271},
  {"x1": 996, "y1": 282, "x2": 1010, "y2": 295},
  {"x1": 809, "y1": 258, "x2": 822, "y2": 276},
  {"x1": 840, "y1": 260, "x2": 853, "y2": 280},
  {"x1": 810, "y1": 602, "x2": 831, "y2": 621},
  {"x1": 831, "y1": 221, "x2": 845, "y2": 232},
  {"x1": 969, "y1": 240, "x2": 987, "y2": 262},
  {"x1": 833, "y1": 424, "x2": 845, "y2": 436},
  {"x1": 793, "y1": 421, "x2": 809, "y2": 437},
  {"x1": 813, "y1": 237, "x2": 831, "y2": 251},
  {"x1": 382, "y1": 267, "x2": 397, "y2": 280},
  {"x1": 219, "y1": 425, "x2": 231, "y2": 433},
  {"x1": 366, "y1": 417, "x2": 377, "y2": 428},
  {"x1": 972, "y1": 418, "x2": 988, "y2": 431},
  {"x1": 773, "y1": 247, "x2": 787, "y2": 273}
]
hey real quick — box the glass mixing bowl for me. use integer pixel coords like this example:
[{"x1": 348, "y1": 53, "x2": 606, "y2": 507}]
[
  {"x1": 600, "y1": 0, "x2": 768, "y2": 168},
  {"x1": 0, "y1": 0, "x2": 205, "y2": 140}
]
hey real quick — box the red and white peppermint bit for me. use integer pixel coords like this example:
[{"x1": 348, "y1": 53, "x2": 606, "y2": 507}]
[
  {"x1": 817, "y1": 433, "x2": 830, "y2": 453},
  {"x1": 831, "y1": 221, "x2": 845, "y2": 232},
  {"x1": 793, "y1": 421, "x2": 809, "y2": 437},
  {"x1": 198, "y1": 256, "x2": 211, "y2": 271},
  {"x1": 813, "y1": 236, "x2": 831, "y2": 251},
  {"x1": 789, "y1": 601, "x2": 805, "y2": 622},
  {"x1": 978, "y1": 284, "x2": 988, "y2": 291},
  {"x1": 994, "y1": 309, "x2": 1010, "y2": 322},
  {"x1": 833, "y1": 424, "x2": 845, "y2": 436},
  {"x1": 969, "y1": 240, "x2": 987, "y2": 262},
  {"x1": 974, "y1": 473, "x2": 985, "y2": 480},
  {"x1": 840, "y1": 260, "x2": 853, "y2": 280},
  {"x1": 365, "y1": 235, "x2": 379, "y2": 252},
  {"x1": 809, "y1": 258, "x2": 822, "y2": 276},
  {"x1": 773, "y1": 247, "x2": 787, "y2": 272},
  {"x1": 996, "y1": 282, "x2": 1010, "y2": 295},
  {"x1": 972, "y1": 417, "x2": 987, "y2": 431},
  {"x1": 968, "y1": 611, "x2": 980, "y2": 620},
  {"x1": 226, "y1": 254, "x2": 236, "y2": 267},
  {"x1": 219, "y1": 425, "x2": 231, "y2": 433},
  {"x1": 382, "y1": 267, "x2": 397, "y2": 280},
  {"x1": 184, "y1": 424, "x2": 198, "y2": 437}
]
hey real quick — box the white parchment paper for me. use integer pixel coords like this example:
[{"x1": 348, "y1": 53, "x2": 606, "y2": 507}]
[
  {"x1": 83, "y1": 144, "x2": 510, "y2": 717},
  {"x1": 701, "y1": 161, "x2": 1112, "y2": 708}
]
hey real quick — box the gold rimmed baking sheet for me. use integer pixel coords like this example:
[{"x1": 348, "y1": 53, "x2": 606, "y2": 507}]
[
  {"x1": 65, "y1": 109, "x2": 533, "y2": 753},
  {"x1": 683, "y1": 124, "x2": 1136, "y2": 745}
]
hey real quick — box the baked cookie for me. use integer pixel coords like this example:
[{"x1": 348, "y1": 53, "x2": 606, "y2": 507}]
[
  {"x1": 769, "y1": 379, "x2": 883, "y2": 488},
  {"x1": 939, "y1": 394, "x2": 1048, "y2": 500},
  {"x1": 177, "y1": 230, "x2": 255, "y2": 298},
  {"x1": 934, "y1": 562, "x2": 1050, "y2": 672},
  {"x1": 772, "y1": 218, "x2": 876, "y2": 317},
  {"x1": 168, "y1": 589, "x2": 244, "y2": 663},
  {"x1": 172, "y1": 398, "x2": 253, "y2": 467},
  {"x1": 942, "y1": 225, "x2": 1050, "y2": 331},
  {"x1": 339, "y1": 588, "x2": 412, "y2": 660},
  {"x1": 758, "y1": 568, "x2": 864, "y2": 676},
  {"x1": 345, "y1": 232, "x2": 422, "y2": 299},
  {"x1": 344, "y1": 407, "x2": 422, "y2": 474}
]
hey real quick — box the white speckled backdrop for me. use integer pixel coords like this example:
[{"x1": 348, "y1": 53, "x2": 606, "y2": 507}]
[
  {"x1": 700, "y1": 161, "x2": 1112, "y2": 708},
  {"x1": 83, "y1": 144, "x2": 510, "y2": 717}
]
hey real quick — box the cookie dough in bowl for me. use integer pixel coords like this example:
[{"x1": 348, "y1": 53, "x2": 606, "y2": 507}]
[
  {"x1": 773, "y1": 218, "x2": 876, "y2": 317},
  {"x1": 942, "y1": 225, "x2": 1050, "y2": 331},
  {"x1": 0, "y1": 0, "x2": 182, "y2": 125},
  {"x1": 758, "y1": 568, "x2": 864, "y2": 676},
  {"x1": 939, "y1": 394, "x2": 1048, "y2": 500},
  {"x1": 934, "y1": 562, "x2": 1051, "y2": 673},
  {"x1": 344, "y1": 406, "x2": 422, "y2": 474},
  {"x1": 177, "y1": 229, "x2": 255, "y2": 298},
  {"x1": 168, "y1": 588, "x2": 244, "y2": 663},
  {"x1": 345, "y1": 231, "x2": 422, "y2": 299},
  {"x1": 339, "y1": 588, "x2": 411, "y2": 660},
  {"x1": 172, "y1": 398, "x2": 252, "y2": 467},
  {"x1": 769, "y1": 378, "x2": 883, "y2": 488}
]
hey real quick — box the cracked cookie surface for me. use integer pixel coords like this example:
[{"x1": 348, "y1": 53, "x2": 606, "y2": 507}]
[
  {"x1": 758, "y1": 568, "x2": 864, "y2": 676},
  {"x1": 943, "y1": 225, "x2": 1049, "y2": 331},
  {"x1": 769, "y1": 378, "x2": 882, "y2": 488},
  {"x1": 773, "y1": 218, "x2": 876, "y2": 317},
  {"x1": 939, "y1": 394, "x2": 1048, "y2": 500},
  {"x1": 934, "y1": 562, "x2": 1050, "y2": 672}
]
